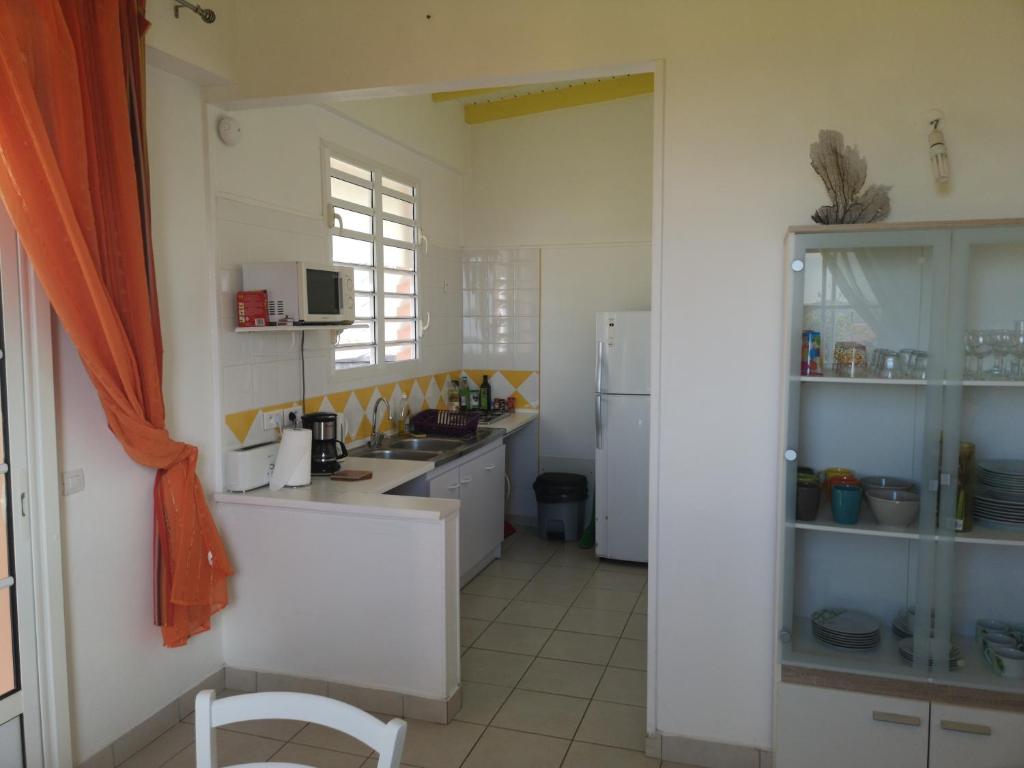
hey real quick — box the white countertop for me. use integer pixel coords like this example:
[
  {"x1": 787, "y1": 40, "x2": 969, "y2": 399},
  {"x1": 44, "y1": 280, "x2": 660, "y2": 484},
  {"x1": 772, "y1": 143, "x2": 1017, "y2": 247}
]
[
  {"x1": 488, "y1": 409, "x2": 538, "y2": 436},
  {"x1": 214, "y1": 411, "x2": 538, "y2": 521},
  {"x1": 213, "y1": 456, "x2": 453, "y2": 520}
]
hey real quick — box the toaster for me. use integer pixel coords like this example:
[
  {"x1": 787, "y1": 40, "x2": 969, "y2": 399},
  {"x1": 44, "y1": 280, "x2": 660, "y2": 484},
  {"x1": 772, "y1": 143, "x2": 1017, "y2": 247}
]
[{"x1": 224, "y1": 441, "x2": 278, "y2": 492}]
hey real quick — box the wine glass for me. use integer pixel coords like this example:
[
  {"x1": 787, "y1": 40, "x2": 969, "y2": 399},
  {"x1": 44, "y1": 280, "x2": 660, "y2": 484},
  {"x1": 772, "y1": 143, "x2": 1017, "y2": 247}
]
[
  {"x1": 1013, "y1": 324, "x2": 1024, "y2": 380},
  {"x1": 989, "y1": 330, "x2": 1014, "y2": 379},
  {"x1": 964, "y1": 330, "x2": 991, "y2": 380}
]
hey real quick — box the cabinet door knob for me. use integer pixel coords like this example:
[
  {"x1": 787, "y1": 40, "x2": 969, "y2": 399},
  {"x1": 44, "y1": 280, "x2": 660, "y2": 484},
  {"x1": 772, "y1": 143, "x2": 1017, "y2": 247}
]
[
  {"x1": 872, "y1": 711, "x2": 921, "y2": 727},
  {"x1": 940, "y1": 720, "x2": 991, "y2": 736}
]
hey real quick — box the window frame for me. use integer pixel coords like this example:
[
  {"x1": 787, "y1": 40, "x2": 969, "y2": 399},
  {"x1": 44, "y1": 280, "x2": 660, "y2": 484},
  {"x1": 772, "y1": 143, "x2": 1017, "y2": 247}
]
[{"x1": 321, "y1": 143, "x2": 420, "y2": 370}]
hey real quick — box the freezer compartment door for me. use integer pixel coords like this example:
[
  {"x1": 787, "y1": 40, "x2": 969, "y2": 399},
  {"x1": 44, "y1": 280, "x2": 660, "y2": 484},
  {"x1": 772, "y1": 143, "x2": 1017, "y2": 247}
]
[
  {"x1": 595, "y1": 393, "x2": 650, "y2": 563},
  {"x1": 596, "y1": 311, "x2": 650, "y2": 394}
]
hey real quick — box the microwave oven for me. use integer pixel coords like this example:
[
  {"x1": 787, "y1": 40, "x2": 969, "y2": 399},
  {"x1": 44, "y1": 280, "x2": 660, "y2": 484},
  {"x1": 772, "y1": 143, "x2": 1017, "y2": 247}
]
[{"x1": 241, "y1": 261, "x2": 355, "y2": 325}]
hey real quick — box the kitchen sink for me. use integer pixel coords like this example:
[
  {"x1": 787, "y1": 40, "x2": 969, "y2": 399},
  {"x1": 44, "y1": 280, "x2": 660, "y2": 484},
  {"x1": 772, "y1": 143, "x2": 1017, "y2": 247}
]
[
  {"x1": 356, "y1": 449, "x2": 439, "y2": 461},
  {"x1": 388, "y1": 437, "x2": 465, "y2": 452}
]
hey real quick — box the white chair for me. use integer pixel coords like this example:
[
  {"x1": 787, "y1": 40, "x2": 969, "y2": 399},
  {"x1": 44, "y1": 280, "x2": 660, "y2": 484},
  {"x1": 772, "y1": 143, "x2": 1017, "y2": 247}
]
[{"x1": 194, "y1": 689, "x2": 407, "y2": 768}]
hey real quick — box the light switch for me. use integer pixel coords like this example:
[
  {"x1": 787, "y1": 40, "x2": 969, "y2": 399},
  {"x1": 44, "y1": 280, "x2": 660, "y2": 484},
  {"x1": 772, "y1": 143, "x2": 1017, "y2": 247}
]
[{"x1": 61, "y1": 468, "x2": 85, "y2": 496}]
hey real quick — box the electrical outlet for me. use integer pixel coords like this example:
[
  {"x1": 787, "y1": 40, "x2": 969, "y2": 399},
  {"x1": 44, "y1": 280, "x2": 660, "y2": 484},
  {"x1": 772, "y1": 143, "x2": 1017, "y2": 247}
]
[
  {"x1": 61, "y1": 468, "x2": 85, "y2": 496},
  {"x1": 262, "y1": 410, "x2": 281, "y2": 431},
  {"x1": 285, "y1": 406, "x2": 303, "y2": 427}
]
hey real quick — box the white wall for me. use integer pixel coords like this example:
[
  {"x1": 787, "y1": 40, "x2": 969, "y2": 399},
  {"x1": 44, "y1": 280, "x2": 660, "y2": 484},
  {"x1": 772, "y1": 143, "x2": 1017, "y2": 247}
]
[
  {"x1": 210, "y1": 103, "x2": 465, "y2": 450},
  {"x1": 465, "y1": 95, "x2": 653, "y2": 248},
  {"x1": 57, "y1": 66, "x2": 223, "y2": 763},
  {"x1": 328, "y1": 95, "x2": 470, "y2": 173},
  {"x1": 200, "y1": 0, "x2": 1024, "y2": 751}
]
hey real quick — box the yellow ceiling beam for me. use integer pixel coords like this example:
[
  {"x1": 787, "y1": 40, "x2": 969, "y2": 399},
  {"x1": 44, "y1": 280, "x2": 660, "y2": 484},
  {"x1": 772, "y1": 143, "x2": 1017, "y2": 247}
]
[
  {"x1": 431, "y1": 86, "x2": 520, "y2": 103},
  {"x1": 463, "y1": 73, "x2": 653, "y2": 124}
]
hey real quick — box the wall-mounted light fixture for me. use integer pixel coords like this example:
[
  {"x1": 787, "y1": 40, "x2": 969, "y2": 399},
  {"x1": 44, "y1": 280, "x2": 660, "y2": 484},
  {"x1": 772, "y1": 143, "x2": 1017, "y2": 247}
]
[{"x1": 928, "y1": 117, "x2": 950, "y2": 185}]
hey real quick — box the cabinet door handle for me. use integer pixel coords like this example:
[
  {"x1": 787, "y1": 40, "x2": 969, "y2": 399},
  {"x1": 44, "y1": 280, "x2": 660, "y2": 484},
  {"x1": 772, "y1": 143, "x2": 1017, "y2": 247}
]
[
  {"x1": 940, "y1": 720, "x2": 991, "y2": 736},
  {"x1": 484, "y1": 464, "x2": 496, "y2": 471},
  {"x1": 447, "y1": 482, "x2": 459, "y2": 491},
  {"x1": 872, "y1": 711, "x2": 921, "y2": 727},
  {"x1": 461, "y1": 477, "x2": 472, "y2": 485}
]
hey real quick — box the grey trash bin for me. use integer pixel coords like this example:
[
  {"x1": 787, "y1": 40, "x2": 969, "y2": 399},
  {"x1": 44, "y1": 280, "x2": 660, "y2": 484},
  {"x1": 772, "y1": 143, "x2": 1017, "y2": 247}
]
[{"x1": 533, "y1": 473, "x2": 588, "y2": 541}]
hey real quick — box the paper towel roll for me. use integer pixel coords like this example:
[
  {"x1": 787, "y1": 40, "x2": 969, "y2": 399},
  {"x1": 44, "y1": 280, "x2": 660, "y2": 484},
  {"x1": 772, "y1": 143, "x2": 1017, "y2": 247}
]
[{"x1": 270, "y1": 428, "x2": 312, "y2": 490}]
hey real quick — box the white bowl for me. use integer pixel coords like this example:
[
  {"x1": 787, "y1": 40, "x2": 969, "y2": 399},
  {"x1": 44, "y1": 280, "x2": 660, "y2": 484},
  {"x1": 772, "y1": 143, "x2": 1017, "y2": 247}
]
[
  {"x1": 867, "y1": 489, "x2": 920, "y2": 527},
  {"x1": 862, "y1": 476, "x2": 916, "y2": 492}
]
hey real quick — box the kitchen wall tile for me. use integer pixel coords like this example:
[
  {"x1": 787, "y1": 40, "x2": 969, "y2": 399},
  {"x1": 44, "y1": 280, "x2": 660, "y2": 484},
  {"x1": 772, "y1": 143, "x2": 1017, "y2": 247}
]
[
  {"x1": 515, "y1": 317, "x2": 539, "y2": 345},
  {"x1": 219, "y1": 327, "x2": 252, "y2": 367},
  {"x1": 514, "y1": 344, "x2": 539, "y2": 371},
  {"x1": 222, "y1": 364, "x2": 254, "y2": 414},
  {"x1": 514, "y1": 290, "x2": 540, "y2": 317},
  {"x1": 514, "y1": 247, "x2": 541, "y2": 263},
  {"x1": 515, "y1": 261, "x2": 540, "y2": 290},
  {"x1": 463, "y1": 318, "x2": 483, "y2": 342},
  {"x1": 492, "y1": 263, "x2": 514, "y2": 290}
]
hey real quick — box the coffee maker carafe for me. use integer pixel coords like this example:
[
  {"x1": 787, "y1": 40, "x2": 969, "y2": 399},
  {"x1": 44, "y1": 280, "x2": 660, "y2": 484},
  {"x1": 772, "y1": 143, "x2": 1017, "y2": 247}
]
[{"x1": 301, "y1": 412, "x2": 348, "y2": 475}]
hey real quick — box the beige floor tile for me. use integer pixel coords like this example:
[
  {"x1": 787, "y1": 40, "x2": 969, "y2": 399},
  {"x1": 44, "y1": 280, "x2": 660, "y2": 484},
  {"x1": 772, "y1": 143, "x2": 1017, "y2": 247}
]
[
  {"x1": 219, "y1": 718, "x2": 306, "y2": 741},
  {"x1": 587, "y1": 571, "x2": 647, "y2": 593},
  {"x1": 462, "y1": 575, "x2": 527, "y2": 599},
  {"x1": 546, "y1": 547, "x2": 600, "y2": 570},
  {"x1": 399, "y1": 719, "x2": 484, "y2": 768},
  {"x1": 595, "y1": 667, "x2": 646, "y2": 706},
  {"x1": 460, "y1": 617, "x2": 490, "y2": 645},
  {"x1": 268, "y1": 742, "x2": 365, "y2": 767},
  {"x1": 501, "y1": 540, "x2": 558, "y2": 564},
  {"x1": 633, "y1": 592, "x2": 648, "y2": 615},
  {"x1": 483, "y1": 559, "x2": 543, "y2": 580},
  {"x1": 531, "y1": 566, "x2": 594, "y2": 589},
  {"x1": 460, "y1": 593, "x2": 510, "y2": 621},
  {"x1": 539, "y1": 631, "x2": 618, "y2": 665},
  {"x1": 610, "y1": 638, "x2": 647, "y2": 670},
  {"x1": 576, "y1": 701, "x2": 647, "y2": 751},
  {"x1": 622, "y1": 613, "x2": 648, "y2": 641},
  {"x1": 495, "y1": 600, "x2": 568, "y2": 629},
  {"x1": 518, "y1": 657, "x2": 604, "y2": 699},
  {"x1": 291, "y1": 722, "x2": 374, "y2": 757},
  {"x1": 454, "y1": 681, "x2": 513, "y2": 725},
  {"x1": 597, "y1": 561, "x2": 649, "y2": 575},
  {"x1": 117, "y1": 724, "x2": 193, "y2": 768},
  {"x1": 492, "y1": 690, "x2": 588, "y2": 739},
  {"x1": 462, "y1": 727, "x2": 569, "y2": 768},
  {"x1": 573, "y1": 588, "x2": 640, "y2": 613},
  {"x1": 562, "y1": 741, "x2": 660, "y2": 768},
  {"x1": 516, "y1": 580, "x2": 584, "y2": 606},
  {"x1": 473, "y1": 622, "x2": 552, "y2": 655},
  {"x1": 163, "y1": 729, "x2": 284, "y2": 768},
  {"x1": 461, "y1": 648, "x2": 533, "y2": 687},
  {"x1": 559, "y1": 607, "x2": 629, "y2": 637}
]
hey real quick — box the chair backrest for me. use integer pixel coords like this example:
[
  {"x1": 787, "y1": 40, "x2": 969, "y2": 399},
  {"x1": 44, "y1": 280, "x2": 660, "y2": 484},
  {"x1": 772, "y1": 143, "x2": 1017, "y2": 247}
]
[{"x1": 194, "y1": 689, "x2": 407, "y2": 768}]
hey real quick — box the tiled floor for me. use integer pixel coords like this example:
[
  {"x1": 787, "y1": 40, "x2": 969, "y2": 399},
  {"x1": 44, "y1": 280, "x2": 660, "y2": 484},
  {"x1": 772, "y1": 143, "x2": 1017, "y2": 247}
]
[{"x1": 117, "y1": 532, "x2": 686, "y2": 768}]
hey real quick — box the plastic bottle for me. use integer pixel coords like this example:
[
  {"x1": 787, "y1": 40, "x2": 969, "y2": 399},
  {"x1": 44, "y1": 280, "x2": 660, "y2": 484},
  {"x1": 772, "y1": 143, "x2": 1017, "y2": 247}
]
[
  {"x1": 447, "y1": 379, "x2": 460, "y2": 411},
  {"x1": 480, "y1": 374, "x2": 492, "y2": 412},
  {"x1": 397, "y1": 395, "x2": 411, "y2": 436},
  {"x1": 459, "y1": 376, "x2": 470, "y2": 411}
]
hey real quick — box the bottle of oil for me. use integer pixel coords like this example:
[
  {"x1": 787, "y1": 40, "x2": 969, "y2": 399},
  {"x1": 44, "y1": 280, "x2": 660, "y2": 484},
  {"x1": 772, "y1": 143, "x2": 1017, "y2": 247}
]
[
  {"x1": 480, "y1": 374, "x2": 492, "y2": 412},
  {"x1": 956, "y1": 441, "x2": 975, "y2": 532},
  {"x1": 459, "y1": 376, "x2": 470, "y2": 411}
]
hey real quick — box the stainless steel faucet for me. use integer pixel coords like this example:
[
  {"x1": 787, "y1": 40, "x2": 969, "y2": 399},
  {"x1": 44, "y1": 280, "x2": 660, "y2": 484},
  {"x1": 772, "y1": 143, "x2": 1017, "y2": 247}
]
[{"x1": 369, "y1": 396, "x2": 391, "y2": 448}]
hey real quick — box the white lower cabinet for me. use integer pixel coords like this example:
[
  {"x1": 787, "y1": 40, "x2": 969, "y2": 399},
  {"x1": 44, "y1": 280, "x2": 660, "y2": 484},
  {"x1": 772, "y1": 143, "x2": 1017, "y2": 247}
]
[
  {"x1": 428, "y1": 442, "x2": 506, "y2": 585},
  {"x1": 775, "y1": 684, "x2": 929, "y2": 768},
  {"x1": 777, "y1": 684, "x2": 1024, "y2": 768},
  {"x1": 928, "y1": 703, "x2": 1024, "y2": 768}
]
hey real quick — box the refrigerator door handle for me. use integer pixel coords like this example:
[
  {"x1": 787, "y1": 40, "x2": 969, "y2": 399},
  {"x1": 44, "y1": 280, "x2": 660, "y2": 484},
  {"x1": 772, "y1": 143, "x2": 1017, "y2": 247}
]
[
  {"x1": 595, "y1": 393, "x2": 603, "y2": 450},
  {"x1": 595, "y1": 341, "x2": 604, "y2": 394}
]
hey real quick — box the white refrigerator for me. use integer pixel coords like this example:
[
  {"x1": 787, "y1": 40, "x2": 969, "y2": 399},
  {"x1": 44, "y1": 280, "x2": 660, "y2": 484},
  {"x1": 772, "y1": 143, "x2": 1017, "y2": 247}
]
[{"x1": 595, "y1": 311, "x2": 650, "y2": 563}]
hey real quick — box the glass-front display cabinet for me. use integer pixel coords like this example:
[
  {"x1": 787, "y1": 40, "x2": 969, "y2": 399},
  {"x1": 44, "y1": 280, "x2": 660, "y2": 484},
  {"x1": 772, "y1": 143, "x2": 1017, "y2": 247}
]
[{"x1": 777, "y1": 221, "x2": 1024, "y2": 696}]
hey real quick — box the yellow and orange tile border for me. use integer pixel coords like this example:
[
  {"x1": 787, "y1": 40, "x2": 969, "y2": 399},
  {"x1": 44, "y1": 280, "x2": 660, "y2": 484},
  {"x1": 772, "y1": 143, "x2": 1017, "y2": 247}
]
[{"x1": 224, "y1": 369, "x2": 539, "y2": 448}]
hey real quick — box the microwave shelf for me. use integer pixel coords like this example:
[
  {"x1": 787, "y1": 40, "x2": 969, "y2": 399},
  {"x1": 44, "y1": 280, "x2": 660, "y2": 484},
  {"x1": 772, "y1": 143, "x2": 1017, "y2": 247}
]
[{"x1": 235, "y1": 323, "x2": 368, "y2": 333}]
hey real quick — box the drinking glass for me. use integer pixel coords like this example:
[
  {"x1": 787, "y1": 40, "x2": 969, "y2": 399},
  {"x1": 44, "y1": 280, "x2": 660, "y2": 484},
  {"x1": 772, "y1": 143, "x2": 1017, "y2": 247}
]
[
  {"x1": 964, "y1": 330, "x2": 992, "y2": 380},
  {"x1": 1013, "y1": 324, "x2": 1024, "y2": 380},
  {"x1": 990, "y1": 330, "x2": 1014, "y2": 379}
]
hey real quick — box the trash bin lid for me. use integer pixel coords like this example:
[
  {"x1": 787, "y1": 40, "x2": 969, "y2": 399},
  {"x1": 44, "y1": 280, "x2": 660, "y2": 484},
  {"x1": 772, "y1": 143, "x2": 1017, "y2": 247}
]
[{"x1": 533, "y1": 472, "x2": 588, "y2": 491}]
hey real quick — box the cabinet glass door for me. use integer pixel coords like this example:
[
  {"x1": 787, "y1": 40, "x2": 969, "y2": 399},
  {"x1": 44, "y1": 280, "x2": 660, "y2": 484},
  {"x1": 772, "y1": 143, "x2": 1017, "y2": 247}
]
[
  {"x1": 780, "y1": 230, "x2": 950, "y2": 680},
  {"x1": 931, "y1": 226, "x2": 1024, "y2": 693}
]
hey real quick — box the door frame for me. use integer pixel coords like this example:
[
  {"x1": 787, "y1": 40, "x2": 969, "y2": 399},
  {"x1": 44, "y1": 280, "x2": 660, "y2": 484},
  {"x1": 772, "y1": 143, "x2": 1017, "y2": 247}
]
[{"x1": 0, "y1": 209, "x2": 73, "y2": 766}]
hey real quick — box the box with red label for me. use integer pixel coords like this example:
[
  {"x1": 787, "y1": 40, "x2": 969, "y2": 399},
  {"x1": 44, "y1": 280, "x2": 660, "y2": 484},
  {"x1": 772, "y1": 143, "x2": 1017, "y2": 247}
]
[{"x1": 236, "y1": 290, "x2": 269, "y2": 328}]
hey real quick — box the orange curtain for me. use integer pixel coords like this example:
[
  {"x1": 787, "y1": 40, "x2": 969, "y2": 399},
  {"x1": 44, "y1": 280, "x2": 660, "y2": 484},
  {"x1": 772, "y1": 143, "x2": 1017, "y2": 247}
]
[{"x1": 0, "y1": 0, "x2": 232, "y2": 646}]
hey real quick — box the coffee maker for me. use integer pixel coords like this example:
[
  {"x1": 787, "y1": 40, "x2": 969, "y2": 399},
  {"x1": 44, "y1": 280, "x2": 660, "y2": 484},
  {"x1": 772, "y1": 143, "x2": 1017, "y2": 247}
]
[{"x1": 301, "y1": 412, "x2": 348, "y2": 475}]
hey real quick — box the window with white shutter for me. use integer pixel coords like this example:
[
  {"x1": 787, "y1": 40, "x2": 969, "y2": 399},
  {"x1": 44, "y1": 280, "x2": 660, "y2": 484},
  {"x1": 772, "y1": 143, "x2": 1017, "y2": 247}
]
[{"x1": 324, "y1": 148, "x2": 419, "y2": 368}]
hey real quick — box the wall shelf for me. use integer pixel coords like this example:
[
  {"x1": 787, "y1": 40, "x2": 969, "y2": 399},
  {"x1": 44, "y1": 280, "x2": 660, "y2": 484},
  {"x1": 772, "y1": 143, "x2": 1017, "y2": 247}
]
[
  {"x1": 792, "y1": 508, "x2": 1024, "y2": 547},
  {"x1": 798, "y1": 375, "x2": 927, "y2": 386},
  {"x1": 234, "y1": 324, "x2": 367, "y2": 333}
]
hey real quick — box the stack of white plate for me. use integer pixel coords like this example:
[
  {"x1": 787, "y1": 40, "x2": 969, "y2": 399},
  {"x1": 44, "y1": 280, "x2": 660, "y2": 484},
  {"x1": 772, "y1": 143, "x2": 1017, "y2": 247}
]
[
  {"x1": 898, "y1": 637, "x2": 962, "y2": 670},
  {"x1": 812, "y1": 608, "x2": 882, "y2": 649},
  {"x1": 892, "y1": 608, "x2": 915, "y2": 639},
  {"x1": 975, "y1": 461, "x2": 1024, "y2": 530}
]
